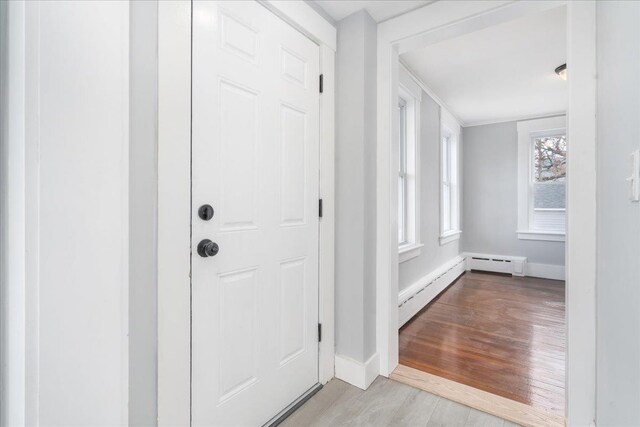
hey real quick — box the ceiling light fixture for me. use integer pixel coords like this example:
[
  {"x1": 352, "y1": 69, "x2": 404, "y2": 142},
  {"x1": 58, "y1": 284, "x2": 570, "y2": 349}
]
[{"x1": 555, "y1": 63, "x2": 567, "y2": 81}]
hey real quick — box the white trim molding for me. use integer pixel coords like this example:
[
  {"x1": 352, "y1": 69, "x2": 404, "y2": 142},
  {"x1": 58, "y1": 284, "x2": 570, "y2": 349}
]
[
  {"x1": 334, "y1": 353, "x2": 380, "y2": 391},
  {"x1": 464, "y1": 111, "x2": 567, "y2": 128},
  {"x1": 439, "y1": 230, "x2": 461, "y2": 246},
  {"x1": 398, "y1": 256, "x2": 466, "y2": 327},
  {"x1": 261, "y1": 1, "x2": 336, "y2": 51},
  {"x1": 398, "y1": 65, "x2": 423, "y2": 103},
  {"x1": 516, "y1": 230, "x2": 566, "y2": 242},
  {"x1": 399, "y1": 243, "x2": 423, "y2": 263},
  {"x1": 566, "y1": 2, "x2": 597, "y2": 424},
  {"x1": 318, "y1": 44, "x2": 336, "y2": 385},
  {"x1": 399, "y1": 60, "x2": 464, "y2": 126}
]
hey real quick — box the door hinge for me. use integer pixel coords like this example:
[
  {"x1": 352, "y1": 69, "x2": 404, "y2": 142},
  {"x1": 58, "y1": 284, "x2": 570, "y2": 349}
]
[
  {"x1": 318, "y1": 323, "x2": 322, "y2": 342},
  {"x1": 318, "y1": 199, "x2": 323, "y2": 218},
  {"x1": 319, "y1": 74, "x2": 324, "y2": 93}
]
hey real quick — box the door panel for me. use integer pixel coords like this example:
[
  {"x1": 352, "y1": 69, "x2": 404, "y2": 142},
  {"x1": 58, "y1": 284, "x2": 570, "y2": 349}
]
[
  {"x1": 218, "y1": 81, "x2": 259, "y2": 232},
  {"x1": 191, "y1": 1, "x2": 320, "y2": 425}
]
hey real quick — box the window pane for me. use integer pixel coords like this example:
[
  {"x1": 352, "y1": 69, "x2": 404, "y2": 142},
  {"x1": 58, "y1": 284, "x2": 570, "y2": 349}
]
[
  {"x1": 534, "y1": 135, "x2": 566, "y2": 182},
  {"x1": 442, "y1": 137, "x2": 449, "y2": 182},
  {"x1": 533, "y1": 135, "x2": 566, "y2": 209},
  {"x1": 534, "y1": 183, "x2": 566, "y2": 209},
  {"x1": 399, "y1": 98, "x2": 408, "y2": 245},
  {"x1": 399, "y1": 101, "x2": 407, "y2": 173},
  {"x1": 443, "y1": 183, "x2": 451, "y2": 231}
]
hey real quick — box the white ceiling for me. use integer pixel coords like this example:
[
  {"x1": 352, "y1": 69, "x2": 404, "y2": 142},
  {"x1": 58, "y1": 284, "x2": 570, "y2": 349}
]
[
  {"x1": 400, "y1": 6, "x2": 568, "y2": 126},
  {"x1": 312, "y1": 0, "x2": 432, "y2": 23}
]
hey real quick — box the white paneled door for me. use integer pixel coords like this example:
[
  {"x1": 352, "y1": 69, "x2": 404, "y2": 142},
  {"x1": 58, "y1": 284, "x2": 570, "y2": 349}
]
[{"x1": 191, "y1": 1, "x2": 320, "y2": 425}]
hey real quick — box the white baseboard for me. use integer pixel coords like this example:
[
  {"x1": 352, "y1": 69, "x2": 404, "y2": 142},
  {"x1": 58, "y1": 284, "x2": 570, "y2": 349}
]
[
  {"x1": 334, "y1": 352, "x2": 379, "y2": 390},
  {"x1": 398, "y1": 255, "x2": 466, "y2": 327},
  {"x1": 526, "y1": 262, "x2": 565, "y2": 280}
]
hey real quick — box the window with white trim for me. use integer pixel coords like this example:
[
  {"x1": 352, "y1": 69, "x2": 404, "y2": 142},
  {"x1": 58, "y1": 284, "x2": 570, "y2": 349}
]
[
  {"x1": 439, "y1": 117, "x2": 461, "y2": 245},
  {"x1": 442, "y1": 134, "x2": 453, "y2": 231},
  {"x1": 532, "y1": 133, "x2": 566, "y2": 232},
  {"x1": 397, "y1": 80, "x2": 422, "y2": 263},
  {"x1": 398, "y1": 97, "x2": 408, "y2": 245},
  {"x1": 517, "y1": 116, "x2": 567, "y2": 241}
]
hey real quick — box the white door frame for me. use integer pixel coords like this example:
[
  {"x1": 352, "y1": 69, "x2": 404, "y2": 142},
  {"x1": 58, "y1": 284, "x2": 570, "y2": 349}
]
[
  {"x1": 156, "y1": 2, "x2": 336, "y2": 425},
  {"x1": 375, "y1": 1, "x2": 596, "y2": 425}
]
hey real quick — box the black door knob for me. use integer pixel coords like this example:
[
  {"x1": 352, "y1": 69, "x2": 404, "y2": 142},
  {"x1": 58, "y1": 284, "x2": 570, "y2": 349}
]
[{"x1": 197, "y1": 239, "x2": 219, "y2": 257}]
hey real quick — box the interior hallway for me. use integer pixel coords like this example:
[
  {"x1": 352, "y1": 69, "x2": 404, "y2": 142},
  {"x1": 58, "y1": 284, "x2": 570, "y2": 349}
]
[
  {"x1": 281, "y1": 376, "x2": 518, "y2": 427},
  {"x1": 399, "y1": 272, "x2": 565, "y2": 416}
]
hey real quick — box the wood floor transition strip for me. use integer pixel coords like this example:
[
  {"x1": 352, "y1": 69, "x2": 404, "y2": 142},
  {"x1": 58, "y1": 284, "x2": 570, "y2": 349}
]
[{"x1": 390, "y1": 365, "x2": 565, "y2": 427}]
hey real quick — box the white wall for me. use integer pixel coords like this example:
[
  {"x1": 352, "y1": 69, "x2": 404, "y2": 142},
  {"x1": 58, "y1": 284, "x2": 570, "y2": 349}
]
[
  {"x1": 335, "y1": 10, "x2": 378, "y2": 363},
  {"x1": 398, "y1": 89, "x2": 461, "y2": 291},
  {"x1": 1, "y1": 2, "x2": 131, "y2": 424},
  {"x1": 462, "y1": 121, "x2": 565, "y2": 266},
  {"x1": 596, "y1": 1, "x2": 640, "y2": 425}
]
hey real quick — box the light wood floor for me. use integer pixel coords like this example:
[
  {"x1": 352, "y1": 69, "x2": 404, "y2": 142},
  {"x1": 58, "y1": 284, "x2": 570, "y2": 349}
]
[
  {"x1": 281, "y1": 376, "x2": 519, "y2": 427},
  {"x1": 399, "y1": 271, "x2": 566, "y2": 416}
]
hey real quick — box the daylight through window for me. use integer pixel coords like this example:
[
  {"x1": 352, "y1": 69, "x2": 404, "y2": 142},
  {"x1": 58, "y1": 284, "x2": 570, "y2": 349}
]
[{"x1": 532, "y1": 134, "x2": 566, "y2": 232}]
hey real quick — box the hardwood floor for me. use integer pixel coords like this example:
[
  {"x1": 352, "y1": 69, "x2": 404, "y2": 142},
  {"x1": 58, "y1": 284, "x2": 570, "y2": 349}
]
[
  {"x1": 281, "y1": 376, "x2": 518, "y2": 427},
  {"x1": 399, "y1": 271, "x2": 565, "y2": 416}
]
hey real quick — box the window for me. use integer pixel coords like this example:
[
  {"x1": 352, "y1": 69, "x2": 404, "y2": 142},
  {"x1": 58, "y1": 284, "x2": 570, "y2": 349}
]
[
  {"x1": 439, "y1": 114, "x2": 461, "y2": 245},
  {"x1": 397, "y1": 76, "x2": 422, "y2": 263},
  {"x1": 398, "y1": 98, "x2": 408, "y2": 245},
  {"x1": 532, "y1": 134, "x2": 566, "y2": 232},
  {"x1": 517, "y1": 116, "x2": 567, "y2": 241},
  {"x1": 441, "y1": 135, "x2": 452, "y2": 232}
]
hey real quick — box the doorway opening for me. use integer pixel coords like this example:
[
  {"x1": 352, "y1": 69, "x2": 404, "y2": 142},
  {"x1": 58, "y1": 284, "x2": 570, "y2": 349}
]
[
  {"x1": 394, "y1": 6, "x2": 567, "y2": 421},
  {"x1": 376, "y1": 2, "x2": 595, "y2": 426}
]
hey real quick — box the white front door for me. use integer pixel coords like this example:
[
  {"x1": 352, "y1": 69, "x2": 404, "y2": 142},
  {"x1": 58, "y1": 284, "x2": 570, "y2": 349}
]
[{"x1": 191, "y1": 1, "x2": 320, "y2": 425}]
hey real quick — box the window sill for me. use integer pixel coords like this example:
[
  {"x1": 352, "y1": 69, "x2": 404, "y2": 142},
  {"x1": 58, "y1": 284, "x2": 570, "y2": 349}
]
[
  {"x1": 517, "y1": 230, "x2": 566, "y2": 242},
  {"x1": 399, "y1": 243, "x2": 424, "y2": 263},
  {"x1": 439, "y1": 230, "x2": 461, "y2": 246}
]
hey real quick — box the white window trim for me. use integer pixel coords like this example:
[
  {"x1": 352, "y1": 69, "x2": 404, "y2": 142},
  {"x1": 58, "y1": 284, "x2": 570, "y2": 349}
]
[
  {"x1": 439, "y1": 230, "x2": 462, "y2": 245},
  {"x1": 398, "y1": 242, "x2": 424, "y2": 263},
  {"x1": 398, "y1": 68, "x2": 422, "y2": 263},
  {"x1": 517, "y1": 230, "x2": 566, "y2": 242},
  {"x1": 516, "y1": 116, "x2": 566, "y2": 242},
  {"x1": 439, "y1": 109, "x2": 461, "y2": 245}
]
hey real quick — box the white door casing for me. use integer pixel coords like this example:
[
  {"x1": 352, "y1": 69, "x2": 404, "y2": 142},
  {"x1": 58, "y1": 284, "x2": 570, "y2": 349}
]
[{"x1": 191, "y1": 1, "x2": 320, "y2": 425}]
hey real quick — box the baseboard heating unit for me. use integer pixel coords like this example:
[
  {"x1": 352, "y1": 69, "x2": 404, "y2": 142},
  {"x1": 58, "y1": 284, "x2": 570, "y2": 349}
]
[
  {"x1": 463, "y1": 252, "x2": 565, "y2": 281},
  {"x1": 398, "y1": 256, "x2": 466, "y2": 327},
  {"x1": 464, "y1": 253, "x2": 527, "y2": 276}
]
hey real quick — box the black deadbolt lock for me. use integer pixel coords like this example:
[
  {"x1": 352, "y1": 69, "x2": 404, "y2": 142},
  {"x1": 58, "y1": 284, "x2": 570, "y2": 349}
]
[
  {"x1": 198, "y1": 239, "x2": 219, "y2": 258},
  {"x1": 198, "y1": 204, "x2": 214, "y2": 221}
]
